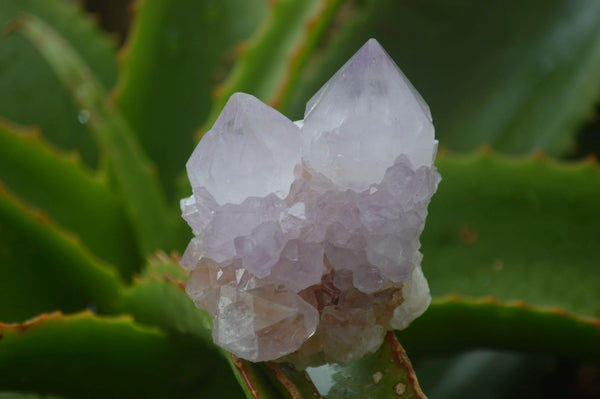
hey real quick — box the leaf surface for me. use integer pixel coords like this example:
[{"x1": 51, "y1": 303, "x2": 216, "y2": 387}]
[
  {"x1": 398, "y1": 298, "x2": 600, "y2": 362},
  {"x1": 14, "y1": 14, "x2": 186, "y2": 254},
  {"x1": 423, "y1": 153, "x2": 600, "y2": 317},
  {"x1": 0, "y1": 186, "x2": 121, "y2": 322},
  {"x1": 0, "y1": 119, "x2": 141, "y2": 279},
  {"x1": 307, "y1": 332, "x2": 426, "y2": 399},
  {"x1": 282, "y1": 0, "x2": 600, "y2": 155},
  {"x1": 115, "y1": 0, "x2": 269, "y2": 200},
  {"x1": 0, "y1": 0, "x2": 117, "y2": 166},
  {"x1": 0, "y1": 312, "x2": 229, "y2": 398}
]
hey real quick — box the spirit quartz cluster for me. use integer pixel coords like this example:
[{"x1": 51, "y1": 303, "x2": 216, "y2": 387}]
[{"x1": 180, "y1": 39, "x2": 440, "y2": 368}]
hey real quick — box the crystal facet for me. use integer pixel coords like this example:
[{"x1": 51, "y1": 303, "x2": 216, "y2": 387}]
[{"x1": 181, "y1": 39, "x2": 440, "y2": 367}]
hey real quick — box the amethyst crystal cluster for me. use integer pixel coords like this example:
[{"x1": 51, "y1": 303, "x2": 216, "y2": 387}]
[{"x1": 180, "y1": 39, "x2": 440, "y2": 368}]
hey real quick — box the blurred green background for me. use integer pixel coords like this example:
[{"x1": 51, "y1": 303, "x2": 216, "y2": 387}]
[{"x1": 1, "y1": 0, "x2": 600, "y2": 398}]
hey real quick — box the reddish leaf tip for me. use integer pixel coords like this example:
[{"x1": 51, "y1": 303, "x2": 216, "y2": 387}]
[{"x1": 231, "y1": 354, "x2": 260, "y2": 399}]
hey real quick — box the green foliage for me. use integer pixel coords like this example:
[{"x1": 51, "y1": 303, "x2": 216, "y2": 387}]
[
  {"x1": 424, "y1": 154, "x2": 600, "y2": 316},
  {"x1": 0, "y1": 0, "x2": 117, "y2": 166},
  {"x1": 0, "y1": 312, "x2": 233, "y2": 398},
  {"x1": 399, "y1": 298, "x2": 600, "y2": 362},
  {"x1": 0, "y1": 120, "x2": 141, "y2": 278},
  {"x1": 0, "y1": 0, "x2": 599, "y2": 397},
  {"x1": 0, "y1": 186, "x2": 121, "y2": 322},
  {"x1": 311, "y1": 333, "x2": 426, "y2": 398},
  {"x1": 15, "y1": 14, "x2": 186, "y2": 255}
]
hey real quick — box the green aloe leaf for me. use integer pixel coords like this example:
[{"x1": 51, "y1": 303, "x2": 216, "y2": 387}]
[
  {"x1": 307, "y1": 332, "x2": 426, "y2": 399},
  {"x1": 13, "y1": 13, "x2": 186, "y2": 254},
  {"x1": 0, "y1": 312, "x2": 233, "y2": 398},
  {"x1": 0, "y1": 119, "x2": 141, "y2": 279},
  {"x1": 0, "y1": 186, "x2": 121, "y2": 322},
  {"x1": 282, "y1": 0, "x2": 600, "y2": 155},
  {"x1": 204, "y1": 0, "x2": 343, "y2": 129},
  {"x1": 398, "y1": 298, "x2": 600, "y2": 362},
  {"x1": 0, "y1": 0, "x2": 117, "y2": 166},
  {"x1": 115, "y1": 0, "x2": 269, "y2": 200},
  {"x1": 423, "y1": 153, "x2": 600, "y2": 316}
]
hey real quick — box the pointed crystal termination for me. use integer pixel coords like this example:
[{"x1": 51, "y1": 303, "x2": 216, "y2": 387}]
[
  {"x1": 303, "y1": 38, "x2": 436, "y2": 191},
  {"x1": 181, "y1": 39, "x2": 439, "y2": 367},
  {"x1": 186, "y1": 92, "x2": 302, "y2": 205}
]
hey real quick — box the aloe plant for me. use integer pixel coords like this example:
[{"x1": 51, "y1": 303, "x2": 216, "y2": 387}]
[{"x1": 1, "y1": 0, "x2": 599, "y2": 397}]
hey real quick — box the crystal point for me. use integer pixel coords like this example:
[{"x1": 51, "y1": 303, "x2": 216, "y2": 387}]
[
  {"x1": 186, "y1": 93, "x2": 302, "y2": 205},
  {"x1": 303, "y1": 39, "x2": 436, "y2": 191}
]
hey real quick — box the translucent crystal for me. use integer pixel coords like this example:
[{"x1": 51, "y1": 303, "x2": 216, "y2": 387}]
[
  {"x1": 181, "y1": 39, "x2": 440, "y2": 367},
  {"x1": 303, "y1": 39, "x2": 436, "y2": 191},
  {"x1": 270, "y1": 240, "x2": 325, "y2": 293},
  {"x1": 212, "y1": 285, "x2": 319, "y2": 362},
  {"x1": 234, "y1": 221, "x2": 286, "y2": 279},
  {"x1": 186, "y1": 93, "x2": 302, "y2": 205},
  {"x1": 390, "y1": 265, "x2": 431, "y2": 330}
]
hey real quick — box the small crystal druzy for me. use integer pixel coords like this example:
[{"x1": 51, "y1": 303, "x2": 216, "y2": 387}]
[{"x1": 180, "y1": 39, "x2": 440, "y2": 368}]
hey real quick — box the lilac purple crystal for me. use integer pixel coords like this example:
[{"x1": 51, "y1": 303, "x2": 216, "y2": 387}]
[{"x1": 180, "y1": 39, "x2": 440, "y2": 367}]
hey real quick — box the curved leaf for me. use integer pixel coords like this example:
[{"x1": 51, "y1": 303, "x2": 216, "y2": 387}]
[
  {"x1": 0, "y1": 186, "x2": 121, "y2": 322},
  {"x1": 282, "y1": 0, "x2": 600, "y2": 155},
  {"x1": 14, "y1": 13, "x2": 186, "y2": 254},
  {"x1": 0, "y1": 119, "x2": 141, "y2": 279},
  {"x1": 397, "y1": 298, "x2": 600, "y2": 362},
  {"x1": 115, "y1": 0, "x2": 269, "y2": 200},
  {"x1": 0, "y1": 312, "x2": 229, "y2": 398},
  {"x1": 423, "y1": 153, "x2": 600, "y2": 317},
  {"x1": 204, "y1": 0, "x2": 343, "y2": 128},
  {"x1": 307, "y1": 332, "x2": 426, "y2": 399},
  {"x1": 0, "y1": 0, "x2": 117, "y2": 166}
]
